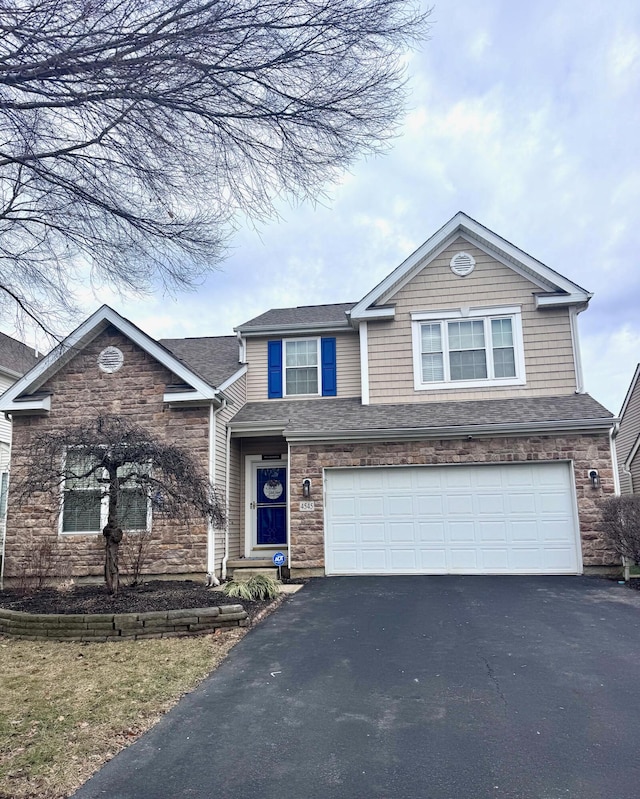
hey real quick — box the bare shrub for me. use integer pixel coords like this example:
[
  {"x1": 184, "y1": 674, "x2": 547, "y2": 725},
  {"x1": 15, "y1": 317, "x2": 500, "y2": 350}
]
[
  {"x1": 15, "y1": 537, "x2": 66, "y2": 593},
  {"x1": 600, "y1": 495, "x2": 640, "y2": 564},
  {"x1": 121, "y1": 529, "x2": 153, "y2": 587}
]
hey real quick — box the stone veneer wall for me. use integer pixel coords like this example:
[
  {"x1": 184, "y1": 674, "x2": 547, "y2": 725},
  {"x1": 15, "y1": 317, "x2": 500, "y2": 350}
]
[
  {"x1": 4, "y1": 327, "x2": 211, "y2": 581},
  {"x1": 288, "y1": 433, "x2": 616, "y2": 572}
]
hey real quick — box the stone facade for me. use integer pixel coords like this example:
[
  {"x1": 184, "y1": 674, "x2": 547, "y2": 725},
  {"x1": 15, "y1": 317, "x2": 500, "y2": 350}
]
[
  {"x1": 4, "y1": 327, "x2": 211, "y2": 582},
  {"x1": 288, "y1": 433, "x2": 617, "y2": 572}
]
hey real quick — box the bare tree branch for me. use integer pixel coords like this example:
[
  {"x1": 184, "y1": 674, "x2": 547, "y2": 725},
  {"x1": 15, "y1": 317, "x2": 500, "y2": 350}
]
[{"x1": 0, "y1": 0, "x2": 430, "y2": 334}]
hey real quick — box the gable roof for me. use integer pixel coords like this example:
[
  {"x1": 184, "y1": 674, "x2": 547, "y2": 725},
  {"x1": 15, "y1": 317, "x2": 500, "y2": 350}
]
[
  {"x1": 618, "y1": 363, "x2": 640, "y2": 420},
  {"x1": 0, "y1": 331, "x2": 40, "y2": 378},
  {"x1": 0, "y1": 306, "x2": 241, "y2": 414},
  {"x1": 349, "y1": 212, "x2": 593, "y2": 324},
  {"x1": 230, "y1": 394, "x2": 614, "y2": 441},
  {"x1": 236, "y1": 302, "x2": 356, "y2": 335}
]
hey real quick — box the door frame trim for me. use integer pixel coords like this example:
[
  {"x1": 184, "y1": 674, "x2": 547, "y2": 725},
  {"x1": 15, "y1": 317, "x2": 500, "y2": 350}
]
[{"x1": 244, "y1": 454, "x2": 288, "y2": 557}]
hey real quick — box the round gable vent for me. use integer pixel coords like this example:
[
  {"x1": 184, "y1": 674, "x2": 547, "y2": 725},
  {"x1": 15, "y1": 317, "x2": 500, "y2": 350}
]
[
  {"x1": 97, "y1": 346, "x2": 124, "y2": 374},
  {"x1": 450, "y1": 252, "x2": 476, "y2": 277}
]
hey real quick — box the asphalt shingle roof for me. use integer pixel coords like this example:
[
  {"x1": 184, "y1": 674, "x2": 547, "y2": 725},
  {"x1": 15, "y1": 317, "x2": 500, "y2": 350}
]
[
  {"x1": 159, "y1": 336, "x2": 241, "y2": 388},
  {"x1": 230, "y1": 394, "x2": 614, "y2": 434},
  {"x1": 0, "y1": 332, "x2": 40, "y2": 376},
  {"x1": 236, "y1": 302, "x2": 356, "y2": 330}
]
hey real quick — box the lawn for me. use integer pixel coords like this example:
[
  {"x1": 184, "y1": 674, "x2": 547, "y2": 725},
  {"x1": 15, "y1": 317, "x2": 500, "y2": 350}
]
[{"x1": 0, "y1": 629, "x2": 245, "y2": 798}]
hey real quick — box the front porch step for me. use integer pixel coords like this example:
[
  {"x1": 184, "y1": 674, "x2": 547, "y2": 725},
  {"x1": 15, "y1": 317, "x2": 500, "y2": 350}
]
[
  {"x1": 227, "y1": 558, "x2": 275, "y2": 569},
  {"x1": 229, "y1": 567, "x2": 279, "y2": 581}
]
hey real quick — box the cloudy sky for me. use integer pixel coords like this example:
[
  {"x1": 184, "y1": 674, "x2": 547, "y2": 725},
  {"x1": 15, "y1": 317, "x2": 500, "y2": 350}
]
[{"x1": 24, "y1": 0, "x2": 640, "y2": 413}]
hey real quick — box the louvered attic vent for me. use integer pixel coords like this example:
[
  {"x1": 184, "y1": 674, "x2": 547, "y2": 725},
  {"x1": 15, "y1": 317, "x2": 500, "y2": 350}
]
[
  {"x1": 450, "y1": 252, "x2": 476, "y2": 276},
  {"x1": 97, "y1": 346, "x2": 124, "y2": 374}
]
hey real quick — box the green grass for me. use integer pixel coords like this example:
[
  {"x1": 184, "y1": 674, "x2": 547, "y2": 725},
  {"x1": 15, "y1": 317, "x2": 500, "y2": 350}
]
[{"x1": 0, "y1": 630, "x2": 245, "y2": 798}]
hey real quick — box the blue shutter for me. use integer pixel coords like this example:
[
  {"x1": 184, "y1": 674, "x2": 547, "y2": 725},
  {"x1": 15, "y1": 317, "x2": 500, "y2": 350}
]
[
  {"x1": 321, "y1": 337, "x2": 337, "y2": 396},
  {"x1": 267, "y1": 340, "x2": 283, "y2": 398}
]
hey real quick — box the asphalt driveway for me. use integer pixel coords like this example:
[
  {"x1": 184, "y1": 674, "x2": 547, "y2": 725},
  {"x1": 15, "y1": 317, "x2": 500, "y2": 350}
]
[{"x1": 73, "y1": 576, "x2": 640, "y2": 799}]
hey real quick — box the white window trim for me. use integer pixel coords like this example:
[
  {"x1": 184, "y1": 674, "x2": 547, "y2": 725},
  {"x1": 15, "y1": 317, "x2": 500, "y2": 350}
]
[
  {"x1": 411, "y1": 305, "x2": 526, "y2": 391},
  {"x1": 282, "y1": 337, "x2": 321, "y2": 398},
  {"x1": 58, "y1": 449, "x2": 152, "y2": 536}
]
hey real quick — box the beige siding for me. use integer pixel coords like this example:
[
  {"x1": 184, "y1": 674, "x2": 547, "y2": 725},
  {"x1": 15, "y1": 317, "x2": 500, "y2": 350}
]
[
  {"x1": 0, "y1": 374, "x2": 13, "y2": 445},
  {"x1": 367, "y1": 239, "x2": 577, "y2": 404},
  {"x1": 616, "y1": 369, "x2": 640, "y2": 494},
  {"x1": 245, "y1": 332, "x2": 361, "y2": 402},
  {"x1": 212, "y1": 373, "x2": 246, "y2": 571}
]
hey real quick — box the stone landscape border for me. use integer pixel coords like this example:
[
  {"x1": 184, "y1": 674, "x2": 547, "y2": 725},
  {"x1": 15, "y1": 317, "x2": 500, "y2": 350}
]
[{"x1": 0, "y1": 604, "x2": 248, "y2": 641}]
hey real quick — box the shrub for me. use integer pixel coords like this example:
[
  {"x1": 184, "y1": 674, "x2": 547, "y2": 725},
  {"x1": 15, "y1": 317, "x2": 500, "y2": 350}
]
[
  {"x1": 222, "y1": 574, "x2": 280, "y2": 601},
  {"x1": 600, "y1": 495, "x2": 640, "y2": 564}
]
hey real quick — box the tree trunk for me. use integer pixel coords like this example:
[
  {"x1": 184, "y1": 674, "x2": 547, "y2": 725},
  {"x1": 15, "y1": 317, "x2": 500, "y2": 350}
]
[{"x1": 103, "y1": 467, "x2": 122, "y2": 595}]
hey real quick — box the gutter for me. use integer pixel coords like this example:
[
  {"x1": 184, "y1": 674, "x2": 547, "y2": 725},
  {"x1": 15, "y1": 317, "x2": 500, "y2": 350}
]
[
  {"x1": 284, "y1": 417, "x2": 617, "y2": 444},
  {"x1": 235, "y1": 322, "x2": 351, "y2": 337}
]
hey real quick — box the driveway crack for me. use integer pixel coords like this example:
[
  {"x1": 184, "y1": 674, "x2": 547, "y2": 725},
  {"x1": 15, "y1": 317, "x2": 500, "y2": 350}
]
[{"x1": 480, "y1": 654, "x2": 508, "y2": 708}]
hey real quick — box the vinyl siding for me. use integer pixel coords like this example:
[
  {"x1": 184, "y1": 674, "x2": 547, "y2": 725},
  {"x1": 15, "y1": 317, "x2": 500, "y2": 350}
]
[
  {"x1": 213, "y1": 373, "x2": 246, "y2": 571},
  {"x1": 0, "y1": 374, "x2": 13, "y2": 445},
  {"x1": 367, "y1": 239, "x2": 577, "y2": 404},
  {"x1": 616, "y1": 370, "x2": 640, "y2": 494},
  {"x1": 246, "y1": 332, "x2": 361, "y2": 401}
]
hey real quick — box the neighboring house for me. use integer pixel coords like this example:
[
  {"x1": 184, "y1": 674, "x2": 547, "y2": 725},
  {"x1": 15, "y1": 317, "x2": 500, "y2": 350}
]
[
  {"x1": 0, "y1": 332, "x2": 40, "y2": 546},
  {"x1": 0, "y1": 213, "x2": 618, "y2": 582},
  {"x1": 614, "y1": 365, "x2": 640, "y2": 493}
]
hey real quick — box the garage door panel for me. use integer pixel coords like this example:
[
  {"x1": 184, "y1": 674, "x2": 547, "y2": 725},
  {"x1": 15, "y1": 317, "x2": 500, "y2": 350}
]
[
  {"x1": 325, "y1": 463, "x2": 580, "y2": 575},
  {"x1": 361, "y1": 549, "x2": 387, "y2": 571},
  {"x1": 479, "y1": 521, "x2": 508, "y2": 542},
  {"x1": 361, "y1": 523, "x2": 385, "y2": 543},
  {"x1": 416, "y1": 495, "x2": 444, "y2": 515},
  {"x1": 445, "y1": 494, "x2": 474, "y2": 515},
  {"x1": 388, "y1": 496, "x2": 413, "y2": 516},
  {"x1": 418, "y1": 522, "x2": 446, "y2": 542},
  {"x1": 477, "y1": 494, "x2": 505, "y2": 515},
  {"x1": 481, "y1": 549, "x2": 510, "y2": 570},
  {"x1": 389, "y1": 522, "x2": 415, "y2": 542}
]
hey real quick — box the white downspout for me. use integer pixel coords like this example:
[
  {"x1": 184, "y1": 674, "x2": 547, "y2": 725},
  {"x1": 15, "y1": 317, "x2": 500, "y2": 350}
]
[
  {"x1": 221, "y1": 423, "x2": 232, "y2": 581},
  {"x1": 569, "y1": 306, "x2": 585, "y2": 394},
  {"x1": 610, "y1": 422, "x2": 621, "y2": 496},
  {"x1": 207, "y1": 400, "x2": 225, "y2": 586}
]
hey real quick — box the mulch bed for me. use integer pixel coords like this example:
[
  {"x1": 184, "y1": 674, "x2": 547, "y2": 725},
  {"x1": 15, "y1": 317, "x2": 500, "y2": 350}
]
[{"x1": 0, "y1": 580, "x2": 275, "y2": 623}]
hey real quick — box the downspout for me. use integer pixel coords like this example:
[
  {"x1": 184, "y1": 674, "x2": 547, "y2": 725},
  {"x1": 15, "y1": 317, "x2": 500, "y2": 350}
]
[
  {"x1": 287, "y1": 439, "x2": 292, "y2": 573},
  {"x1": 610, "y1": 422, "x2": 621, "y2": 496},
  {"x1": 221, "y1": 423, "x2": 232, "y2": 581},
  {"x1": 0, "y1": 420, "x2": 11, "y2": 590},
  {"x1": 207, "y1": 400, "x2": 225, "y2": 586},
  {"x1": 569, "y1": 306, "x2": 585, "y2": 394}
]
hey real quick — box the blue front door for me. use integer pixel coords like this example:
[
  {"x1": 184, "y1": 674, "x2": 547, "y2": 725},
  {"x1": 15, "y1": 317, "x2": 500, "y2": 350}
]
[{"x1": 256, "y1": 466, "x2": 287, "y2": 546}]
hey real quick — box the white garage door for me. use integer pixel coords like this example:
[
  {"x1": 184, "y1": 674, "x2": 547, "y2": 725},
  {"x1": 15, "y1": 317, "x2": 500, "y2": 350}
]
[{"x1": 324, "y1": 463, "x2": 581, "y2": 575}]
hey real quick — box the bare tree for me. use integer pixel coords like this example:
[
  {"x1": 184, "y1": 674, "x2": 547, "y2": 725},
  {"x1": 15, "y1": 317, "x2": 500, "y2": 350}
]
[
  {"x1": 600, "y1": 495, "x2": 640, "y2": 566},
  {"x1": 0, "y1": 0, "x2": 429, "y2": 334},
  {"x1": 15, "y1": 415, "x2": 225, "y2": 594}
]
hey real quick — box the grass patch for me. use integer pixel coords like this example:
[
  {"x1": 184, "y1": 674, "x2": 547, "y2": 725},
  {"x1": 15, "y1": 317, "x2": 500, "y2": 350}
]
[{"x1": 0, "y1": 629, "x2": 245, "y2": 798}]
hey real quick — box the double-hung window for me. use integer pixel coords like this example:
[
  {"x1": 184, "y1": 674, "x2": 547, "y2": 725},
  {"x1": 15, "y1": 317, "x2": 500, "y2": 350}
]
[
  {"x1": 284, "y1": 339, "x2": 320, "y2": 396},
  {"x1": 412, "y1": 306, "x2": 525, "y2": 390},
  {"x1": 61, "y1": 450, "x2": 150, "y2": 534}
]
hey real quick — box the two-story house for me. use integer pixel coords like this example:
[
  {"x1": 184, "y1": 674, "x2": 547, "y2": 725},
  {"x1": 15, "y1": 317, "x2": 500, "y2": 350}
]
[{"x1": 0, "y1": 213, "x2": 617, "y2": 583}]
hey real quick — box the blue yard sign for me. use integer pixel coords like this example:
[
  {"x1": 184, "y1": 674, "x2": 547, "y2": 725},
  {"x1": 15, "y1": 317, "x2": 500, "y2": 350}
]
[{"x1": 273, "y1": 552, "x2": 286, "y2": 567}]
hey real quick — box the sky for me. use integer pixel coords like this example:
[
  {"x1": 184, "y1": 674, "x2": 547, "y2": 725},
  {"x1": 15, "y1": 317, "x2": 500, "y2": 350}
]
[{"x1": 17, "y1": 0, "x2": 640, "y2": 414}]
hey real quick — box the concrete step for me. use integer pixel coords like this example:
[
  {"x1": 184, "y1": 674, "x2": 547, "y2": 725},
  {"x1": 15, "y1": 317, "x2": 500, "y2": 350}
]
[
  {"x1": 227, "y1": 558, "x2": 274, "y2": 569},
  {"x1": 228, "y1": 567, "x2": 279, "y2": 581}
]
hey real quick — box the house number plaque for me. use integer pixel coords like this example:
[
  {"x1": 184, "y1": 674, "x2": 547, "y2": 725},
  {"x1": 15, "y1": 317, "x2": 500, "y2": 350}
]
[{"x1": 299, "y1": 501, "x2": 315, "y2": 512}]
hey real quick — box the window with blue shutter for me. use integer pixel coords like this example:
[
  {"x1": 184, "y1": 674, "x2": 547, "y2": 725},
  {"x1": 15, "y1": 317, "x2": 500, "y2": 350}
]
[
  {"x1": 267, "y1": 340, "x2": 283, "y2": 398},
  {"x1": 321, "y1": 337, "x2": 337, "y2": 396}
]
